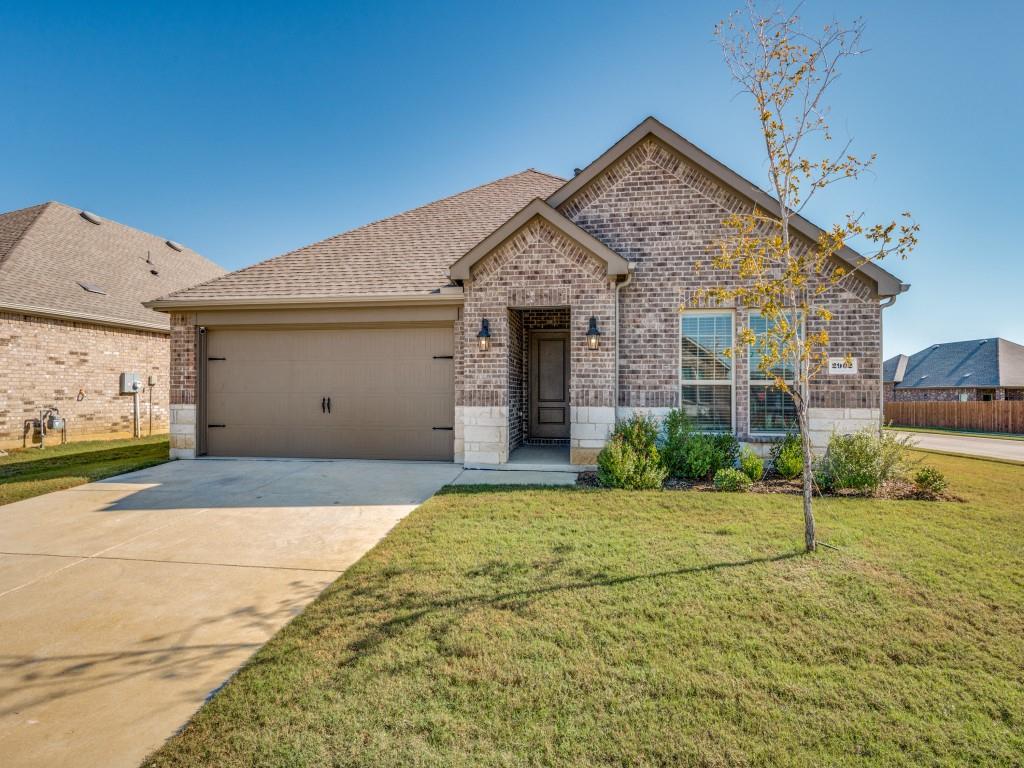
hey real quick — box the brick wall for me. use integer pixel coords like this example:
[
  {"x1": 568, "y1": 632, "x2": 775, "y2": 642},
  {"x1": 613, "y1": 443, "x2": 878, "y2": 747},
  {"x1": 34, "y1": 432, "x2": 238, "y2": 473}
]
[
  {"x1": 169, "y1": 312, "x2": 197, "y2": 405},
  {"x1": 507, "y1": 308, "x2": 524, "y2": 449},
  {"x1": 0, "y1": 311, "x2": 169, "y2": 448},
  {"x1": 557, "y1": 136, "x2": 883, "y2": 440}
]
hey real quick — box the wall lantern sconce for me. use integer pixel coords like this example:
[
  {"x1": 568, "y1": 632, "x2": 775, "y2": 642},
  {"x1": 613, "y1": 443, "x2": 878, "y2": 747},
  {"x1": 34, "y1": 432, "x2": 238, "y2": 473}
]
[
  {"x1": 477, "y1": 318, "x2": 491, "y2": 351},
  {"x1": 586, "y1": 316, "x2": 601, "y2": 350}
]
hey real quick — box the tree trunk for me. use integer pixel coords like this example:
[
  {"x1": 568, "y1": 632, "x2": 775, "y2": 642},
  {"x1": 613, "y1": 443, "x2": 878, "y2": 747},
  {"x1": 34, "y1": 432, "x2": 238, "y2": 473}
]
[{"x1": 796, "y1": 407, "x2": 816, "y2": 552}]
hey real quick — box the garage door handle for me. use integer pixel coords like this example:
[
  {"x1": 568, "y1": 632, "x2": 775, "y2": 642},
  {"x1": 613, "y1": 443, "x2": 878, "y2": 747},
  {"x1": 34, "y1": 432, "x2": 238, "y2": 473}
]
[
  {"x1": 432, "y1": 426, "x2": 453, "y2": 431},
  {"x1": 209, "y1": 424, "x2": 226, "y2": 428},
  {"x1": 321, "y1": 397, "x2": 326, "y2": 414},
  {"x1": 327, "y1": 397, "x2": 331, "y2": 414}
]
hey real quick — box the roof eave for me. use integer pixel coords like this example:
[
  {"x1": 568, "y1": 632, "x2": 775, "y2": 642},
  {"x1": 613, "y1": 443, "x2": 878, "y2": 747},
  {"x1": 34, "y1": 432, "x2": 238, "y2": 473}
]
[
  {"x1": 145, "y1": 289, "x2": 465, "y2": 313},
  {"x1": 0, "y1": 302, "x2": 170, "y2": 333},
  {"x1": 546, "y1": 116, "x2": 908, "y2": 298}
]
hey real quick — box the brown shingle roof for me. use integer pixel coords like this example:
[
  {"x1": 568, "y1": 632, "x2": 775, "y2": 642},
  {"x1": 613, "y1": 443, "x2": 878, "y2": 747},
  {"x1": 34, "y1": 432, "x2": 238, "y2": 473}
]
[
  {"x1": 0, "y1": 202, "x2": 225, "y2": 331},
  {"x1": 154, "y1": 169, "x2": 565, "y2": 305}
]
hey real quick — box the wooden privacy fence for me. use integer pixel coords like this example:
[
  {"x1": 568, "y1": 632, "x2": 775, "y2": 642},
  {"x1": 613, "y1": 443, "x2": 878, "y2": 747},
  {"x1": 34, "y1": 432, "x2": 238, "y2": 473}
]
[{"x1": 885, "y1": 401, "x2": 1024, "y2": 434}]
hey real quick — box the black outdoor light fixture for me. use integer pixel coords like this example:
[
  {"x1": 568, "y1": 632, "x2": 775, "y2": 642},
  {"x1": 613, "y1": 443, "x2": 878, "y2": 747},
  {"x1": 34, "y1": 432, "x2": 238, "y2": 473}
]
[
  {"x1": 477, "y1": 318, "x2": 491, "y2": 351},
  {"x1": 586, "y1": 316, "x2": 601, "y2": 350}
]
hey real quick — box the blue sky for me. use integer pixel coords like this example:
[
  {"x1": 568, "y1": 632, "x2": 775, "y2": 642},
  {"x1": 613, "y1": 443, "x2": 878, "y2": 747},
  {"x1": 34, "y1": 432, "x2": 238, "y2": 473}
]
[{"x1": 2, "y1": 1, "x2": 1021, "y2": 356}]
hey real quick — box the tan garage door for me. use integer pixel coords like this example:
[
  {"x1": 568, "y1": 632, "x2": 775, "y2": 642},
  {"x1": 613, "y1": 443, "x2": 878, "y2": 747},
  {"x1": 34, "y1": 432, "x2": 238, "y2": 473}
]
[{"x1": 205, "y1": 326, "x2": 454, "y2": 460}]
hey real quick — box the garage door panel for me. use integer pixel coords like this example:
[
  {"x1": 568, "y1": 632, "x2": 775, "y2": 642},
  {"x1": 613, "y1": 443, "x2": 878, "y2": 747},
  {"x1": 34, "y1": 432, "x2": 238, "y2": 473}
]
[{"x1": 205, "y1": 327, "x2": 454, "y2": 460}]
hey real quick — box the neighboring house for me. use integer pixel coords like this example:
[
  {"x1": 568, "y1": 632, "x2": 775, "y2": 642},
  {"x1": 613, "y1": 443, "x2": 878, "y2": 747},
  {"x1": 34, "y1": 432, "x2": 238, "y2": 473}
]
[
  {"x1": 0, "y1": 202, "x2": 224, "y2": 449},
  {"x1": 150, "y1": 117, "x2": 908, "y2": 466},
  {"x1": 884, "y1": 338, "x2": 1024, "y2": 402}
]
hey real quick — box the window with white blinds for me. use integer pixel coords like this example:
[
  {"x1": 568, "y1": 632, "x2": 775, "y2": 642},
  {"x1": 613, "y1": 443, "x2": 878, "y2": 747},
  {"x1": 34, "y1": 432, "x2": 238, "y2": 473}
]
[
  {"x1": 748, "y1": 312, "x2": 800, "y2": 434},
  {"x1": 680, "y1": 313, "x2": 734, "y2": 431}
]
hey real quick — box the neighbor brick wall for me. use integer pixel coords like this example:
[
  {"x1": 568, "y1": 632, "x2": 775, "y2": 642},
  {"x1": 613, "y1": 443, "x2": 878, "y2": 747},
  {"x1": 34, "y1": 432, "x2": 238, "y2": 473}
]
[
  {"x1": 0, "y1": 311, "x2": 169, "y2": 448},
  {"x1": 888, "y1": 387, "x2": 1013, "y2": 402},
  {"x1": 557, "y1": 136, "x2": 882, "y2": 439}
]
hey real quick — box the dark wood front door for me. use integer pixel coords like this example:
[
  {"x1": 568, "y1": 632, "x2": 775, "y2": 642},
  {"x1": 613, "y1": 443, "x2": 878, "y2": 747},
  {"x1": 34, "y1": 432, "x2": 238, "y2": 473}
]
[{"x1": 529, "y1": 331, "x2": 570, "y2": 439}]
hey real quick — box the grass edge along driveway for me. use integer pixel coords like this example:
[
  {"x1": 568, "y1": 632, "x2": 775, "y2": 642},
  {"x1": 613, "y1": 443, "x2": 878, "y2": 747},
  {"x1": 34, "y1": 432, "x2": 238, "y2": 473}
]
[
  {"x1": 0, "y1": 435, "x2": 169, "y2": 505},
  {"x1": 144, "y1": 450, "x2": 1023, "y2": 768}
]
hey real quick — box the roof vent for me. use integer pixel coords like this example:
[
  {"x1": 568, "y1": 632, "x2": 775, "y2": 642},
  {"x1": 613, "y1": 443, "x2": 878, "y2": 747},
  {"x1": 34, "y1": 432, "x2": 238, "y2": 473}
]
[
  {"x1": 962, "y1": 372, "x2": 973, "y2": 377},
  {"x1": 77, "y1": 281, "x2": 107, "y2": 295},
  {"x1": 573, "y1": 168, "x2": 582, "y2": 176},
  {"x1": 80, "y1": 210, "x2": 102, "y2": 225},
  {"x1": 979, "y1": 339, "x2": 987, "y2": 344},
  {"x1": 165, "y1": 240, "x2": 184, "y2": 252},
  {"x1": 919, "y1": 374, "x2": 929, "y2": 380}
]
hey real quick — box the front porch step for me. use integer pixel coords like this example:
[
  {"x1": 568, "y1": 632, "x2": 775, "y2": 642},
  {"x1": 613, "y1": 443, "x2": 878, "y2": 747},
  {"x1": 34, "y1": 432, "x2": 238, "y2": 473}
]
[{"x1": 462, "y1": 461, "x2": 595, "y2": 473}]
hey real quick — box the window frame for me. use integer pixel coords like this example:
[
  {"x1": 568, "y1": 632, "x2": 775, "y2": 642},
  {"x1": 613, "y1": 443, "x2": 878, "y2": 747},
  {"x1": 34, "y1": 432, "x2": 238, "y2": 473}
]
[
  {"x1": 747, "y1": 310, "x2": 804, "y2": 436},
  {"x1": 678, "y1": 309, "x2": 736, "y2": 433}
]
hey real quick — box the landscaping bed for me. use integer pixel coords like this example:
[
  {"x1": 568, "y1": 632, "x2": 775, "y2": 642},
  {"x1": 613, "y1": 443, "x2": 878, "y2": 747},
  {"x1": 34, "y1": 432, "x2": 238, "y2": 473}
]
[{"x1": 577, "y1": 469, "x2": 960, "y2": 501}]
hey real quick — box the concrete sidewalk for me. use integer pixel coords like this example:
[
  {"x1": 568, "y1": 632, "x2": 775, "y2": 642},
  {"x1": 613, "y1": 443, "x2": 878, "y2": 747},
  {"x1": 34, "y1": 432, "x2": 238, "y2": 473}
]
[
  {"x1": 896, "y1": 431, "x2": 1024, "y2": 463},
  {"x1": 0, "y1": 458, "x2": 460, "y2": 768}
]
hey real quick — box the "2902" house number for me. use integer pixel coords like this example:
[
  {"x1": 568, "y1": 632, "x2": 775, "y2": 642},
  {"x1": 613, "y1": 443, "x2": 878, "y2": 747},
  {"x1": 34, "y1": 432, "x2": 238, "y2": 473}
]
[{"x1": 827, "y1": 357, "x2": 858, "y2": 375}]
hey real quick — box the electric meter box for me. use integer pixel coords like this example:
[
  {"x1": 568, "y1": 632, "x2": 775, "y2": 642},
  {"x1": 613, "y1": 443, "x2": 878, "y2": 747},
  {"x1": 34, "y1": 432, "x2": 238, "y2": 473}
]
[{"x1": 119, "y1": 372, "x2": 142, "y2": 394}]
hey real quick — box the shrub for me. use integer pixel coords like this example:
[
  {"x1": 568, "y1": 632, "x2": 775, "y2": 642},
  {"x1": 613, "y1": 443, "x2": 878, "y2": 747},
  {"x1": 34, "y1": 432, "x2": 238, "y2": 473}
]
[
  {"x1": 616, "y1": 413, "x2": 660, "y2": 453},
  {"x1": 770, "y1": 433, "x2": 804, "y2": 480},
  {"x1": 817, "y1": 428, "x2": 911, "y2": 495},
  {"x1": 656, "y1": 409, "x2": 740, "y2": 480},
  {"x1": 596, "y1": 415, "x2": 668, "y2": 490},
  {"x1": 738, "y1": 446, "x2": 764, "y2": 482},
  {"x1": 913, "y1": 465, "x2": 948, "y2": 499},
  {"x1": 660, "y1": 409, "x2": 691, "y2": 477},
  {"x1": 713, "y1": 467, "x2": 753, "y2": 492}
]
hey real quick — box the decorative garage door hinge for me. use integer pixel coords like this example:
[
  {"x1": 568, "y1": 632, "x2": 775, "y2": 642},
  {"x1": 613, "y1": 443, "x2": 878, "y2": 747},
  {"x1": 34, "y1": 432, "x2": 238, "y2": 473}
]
[
  {"x1": 208, "y1": 424, "x2": 226, "y2": 428},
  {"x1": 432, "y1": 426, "x2": 454, "y2": 431},
  {"x1": 207, "y1": 357, "x2": 226, "y2": 361},
  {"x1": 432, "y1": 355, "x2": 453, "y2": 359}
]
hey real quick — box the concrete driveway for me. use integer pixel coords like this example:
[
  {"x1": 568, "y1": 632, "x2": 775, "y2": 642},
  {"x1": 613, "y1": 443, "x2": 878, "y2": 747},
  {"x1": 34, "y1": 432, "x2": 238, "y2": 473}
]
[
  {"x1": 0, "y1": 458, "x2": 461, "y2": 768},
  {"x1": 895, "y1": 430, "x2": 1024, "y2": 463}
]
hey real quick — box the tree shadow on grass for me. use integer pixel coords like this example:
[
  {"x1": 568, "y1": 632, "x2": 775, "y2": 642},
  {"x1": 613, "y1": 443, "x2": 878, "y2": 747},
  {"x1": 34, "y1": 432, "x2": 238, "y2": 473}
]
[{"x1": 335, "y1": 550, "x2": 803, "y2": 664}]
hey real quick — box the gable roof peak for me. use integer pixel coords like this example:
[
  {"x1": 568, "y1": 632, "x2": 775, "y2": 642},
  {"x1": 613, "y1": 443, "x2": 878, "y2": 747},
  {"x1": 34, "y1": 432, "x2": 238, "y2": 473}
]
[
  {"x1": 546, "y1": 115, "x2": 908, "y2": 298},
  {"x1": 449, "y1": 198, "x2": 630, "y2": 281}
]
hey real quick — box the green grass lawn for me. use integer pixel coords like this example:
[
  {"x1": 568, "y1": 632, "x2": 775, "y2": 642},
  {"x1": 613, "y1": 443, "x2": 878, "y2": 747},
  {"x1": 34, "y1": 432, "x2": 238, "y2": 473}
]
[
  {"x1": 145, "y1": 451, "x2": 1023, "y2": 768},
  {"x1": 0, "y1": 435, "x2": 169, "y2": 505}
]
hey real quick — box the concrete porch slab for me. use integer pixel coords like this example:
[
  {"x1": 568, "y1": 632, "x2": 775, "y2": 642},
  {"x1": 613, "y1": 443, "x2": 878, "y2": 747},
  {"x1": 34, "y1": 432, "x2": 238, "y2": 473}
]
[{"x1": 452, "y1": 469, "x2": 578, "y2": 486}]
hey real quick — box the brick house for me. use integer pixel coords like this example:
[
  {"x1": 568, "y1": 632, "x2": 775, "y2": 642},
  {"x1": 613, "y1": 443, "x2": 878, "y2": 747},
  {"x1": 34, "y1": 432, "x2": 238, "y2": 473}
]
[
  {"x1": 884, "y1": 338, "x2": 1024, "y2": 402},
  {"x1": 151, "y1": 117, "x2": 908, "y2": 466},
  {"x1": 0, "y1": 202, "x2": 224, "y2": 449}
]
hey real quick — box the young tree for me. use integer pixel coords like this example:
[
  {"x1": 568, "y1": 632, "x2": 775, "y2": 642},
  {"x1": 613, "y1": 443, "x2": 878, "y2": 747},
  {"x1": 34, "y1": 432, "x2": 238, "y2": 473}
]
[{"x1": 701, "y1": 3, "x2": 918, "y2": 552}]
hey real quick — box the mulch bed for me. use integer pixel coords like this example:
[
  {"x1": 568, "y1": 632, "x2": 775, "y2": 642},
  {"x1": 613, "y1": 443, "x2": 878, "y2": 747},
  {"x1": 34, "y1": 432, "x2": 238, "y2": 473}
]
[{"x1": 576, "y1": 471, "x2": 958, "y2": 501}]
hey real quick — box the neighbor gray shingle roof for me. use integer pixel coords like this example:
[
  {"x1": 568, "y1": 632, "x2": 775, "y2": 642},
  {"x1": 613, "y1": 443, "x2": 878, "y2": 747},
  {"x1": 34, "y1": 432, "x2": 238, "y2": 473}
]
[
  {"x1": 884, "y1": 338, "x2": 1024, "y2": 389},
  {"x1": 154, "y1": 169, "x2": 565, "y2": 304},
  {"x1": 0, "y1": 202, "x2": 224, "y2": 331}
]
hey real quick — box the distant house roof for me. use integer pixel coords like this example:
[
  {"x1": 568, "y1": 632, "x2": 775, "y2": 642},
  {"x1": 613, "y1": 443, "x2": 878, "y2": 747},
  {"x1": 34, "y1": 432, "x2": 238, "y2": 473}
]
[
  {"x1": 149, "y1": 170, "x2": 566, "y2": 309},
  {"x1": 884, "y1": 338, "x2": 1024, "y2": 389},
  {"x1": 0, "y1": 202, "x2": 224, "y2": 331}
]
